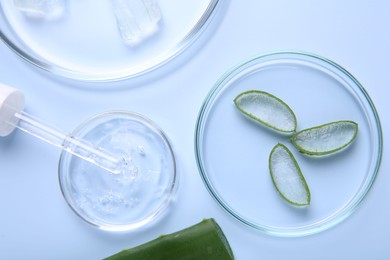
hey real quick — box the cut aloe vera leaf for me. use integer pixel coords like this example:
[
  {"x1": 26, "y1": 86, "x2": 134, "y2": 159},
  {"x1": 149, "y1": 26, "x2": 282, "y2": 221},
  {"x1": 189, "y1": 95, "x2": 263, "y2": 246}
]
[
  {"x1": 269, "y1": 143, "x2": 310, "y2": 206},
  {"x1": 291, "y1": 120, "x2": 358, "y2": 156},
  {"x1": 104, "y1": 218, "x2": 234, "y2": 260},
  {"x1": 234, "y1": 90, "x2": 297, "y2": 134}
]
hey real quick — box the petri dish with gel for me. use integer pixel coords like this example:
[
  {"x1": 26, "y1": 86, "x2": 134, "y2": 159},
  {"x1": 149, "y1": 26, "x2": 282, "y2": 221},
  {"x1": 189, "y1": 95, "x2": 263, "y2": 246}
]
[
  {"x1": 0, "y1": 0, "x2": 221, "y2": 81},
  {"x1": 59, "y1": 111, "x2": 176, "y2": 231}
]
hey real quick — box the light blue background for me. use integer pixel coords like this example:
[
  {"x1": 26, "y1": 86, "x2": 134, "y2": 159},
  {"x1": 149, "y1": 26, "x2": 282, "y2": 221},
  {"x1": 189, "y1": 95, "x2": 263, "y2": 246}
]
[{"x1": 1, "y1": 0, "x2": 389, "y2": 259}]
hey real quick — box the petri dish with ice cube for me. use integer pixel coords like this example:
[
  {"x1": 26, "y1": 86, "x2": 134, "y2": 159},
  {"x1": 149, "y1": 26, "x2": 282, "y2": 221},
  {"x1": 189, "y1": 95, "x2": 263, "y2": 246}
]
[
  {"x1": 195, "y1": 51, "x2": 382, "y2": 237},
  {"x1": 58, "y1": 111, "x2": 177, "y2": 231},
  {"x1": 0, "y1": 0, "x2": 221, "y2": 81}
]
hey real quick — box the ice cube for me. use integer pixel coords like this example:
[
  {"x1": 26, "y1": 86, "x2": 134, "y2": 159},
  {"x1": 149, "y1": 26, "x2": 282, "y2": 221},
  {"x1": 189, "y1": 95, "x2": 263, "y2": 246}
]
[
  {"x1": 110, "y1": 0, "x2": 162, "y2": 46},
  {"x1": 14, "y1": 0, "x2": 66, "y2": 18}
]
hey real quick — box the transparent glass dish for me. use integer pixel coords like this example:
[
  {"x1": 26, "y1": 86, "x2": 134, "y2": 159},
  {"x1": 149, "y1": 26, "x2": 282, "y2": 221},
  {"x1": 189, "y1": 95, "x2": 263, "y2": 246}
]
[
  {"x1": 0, "y1": 0, "x2": 221, "y2": 81},
  {"x1": 59, "y1": 111, "x2": 176, "y2": 231},
  {"x1": 195, "y1": 51, "x2": 383, "y2": 237}
]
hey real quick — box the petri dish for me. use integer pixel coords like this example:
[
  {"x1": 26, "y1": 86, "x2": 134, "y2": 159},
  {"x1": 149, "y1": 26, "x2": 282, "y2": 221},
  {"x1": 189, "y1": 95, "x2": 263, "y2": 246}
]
[
  {"x1": 194, "y1": 51, "x2": 383, "y2": 237},
  {"x1": 0, "y1": 0, "x2": 221, "y2": 81},
  {"x1": 59, "y1": 111, "x2": 176, "y2": 231}
]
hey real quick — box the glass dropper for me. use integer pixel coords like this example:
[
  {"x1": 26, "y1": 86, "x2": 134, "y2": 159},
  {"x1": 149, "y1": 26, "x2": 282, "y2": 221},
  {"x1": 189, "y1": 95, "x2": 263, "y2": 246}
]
[{"x1": 0, "y1": 83, "x2": 125, "y2": 174}]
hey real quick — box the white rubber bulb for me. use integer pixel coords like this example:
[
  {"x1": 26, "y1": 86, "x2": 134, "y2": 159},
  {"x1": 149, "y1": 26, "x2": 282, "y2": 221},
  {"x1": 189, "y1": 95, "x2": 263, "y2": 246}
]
[{"x1": 0, "y1": 83, "x2": 25, "y2": 137}]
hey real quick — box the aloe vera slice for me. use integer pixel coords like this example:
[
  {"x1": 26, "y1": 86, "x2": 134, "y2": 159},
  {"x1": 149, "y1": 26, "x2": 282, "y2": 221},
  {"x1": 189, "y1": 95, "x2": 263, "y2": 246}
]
[
  {"x1": 269, "y1": 143, "x2": 310, "y2": 206},
  {"x1": 104, "y1": 218, "x2": 234, "y2": 260},
  {"x1": 234, "y1": 90, "x2": 297, "y2": 134},
  {"x1": 291, "y1": 120, "x2": 358, "y2": 156}
]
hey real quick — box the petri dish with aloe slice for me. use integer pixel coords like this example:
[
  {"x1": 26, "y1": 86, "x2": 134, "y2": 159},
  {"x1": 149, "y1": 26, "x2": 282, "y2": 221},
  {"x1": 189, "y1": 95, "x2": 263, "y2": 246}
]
[
  {"x1": 0, "y1": 0, "x2": 221, "y2": 81},
  {"x1": 59, "y1": 111, "x2": 177, "y2": 231},
  {"x1": 194, "y1": 51, "x2": 382, "y2": 237}
]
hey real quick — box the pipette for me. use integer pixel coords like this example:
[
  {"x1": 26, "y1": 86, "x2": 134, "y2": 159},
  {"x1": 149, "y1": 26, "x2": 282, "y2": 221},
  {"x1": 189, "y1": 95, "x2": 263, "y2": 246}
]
[{"x1": 0, "y1": 83, "x2": 125, "y2": 174}]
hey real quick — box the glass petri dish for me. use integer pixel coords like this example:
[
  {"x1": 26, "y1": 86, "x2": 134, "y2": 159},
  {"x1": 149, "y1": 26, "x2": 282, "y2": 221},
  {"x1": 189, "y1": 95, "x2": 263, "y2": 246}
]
[
  {"x1": 195, "y1": 51, "x2": 383, "y2": 237},
  {"x1": 0, "y1": 0, "x2": 221, "y2": 81},
  {"x1": 59, "y1": 111, "x2": 176, "y2": 231}
]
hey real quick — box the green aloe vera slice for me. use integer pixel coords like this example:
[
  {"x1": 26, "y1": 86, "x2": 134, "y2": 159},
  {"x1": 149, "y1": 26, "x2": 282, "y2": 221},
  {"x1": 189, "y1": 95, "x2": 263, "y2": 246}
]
[
  {"x1": 234, "y1": 90, "x2": 297, "y2": 134},
  {"x1": 269, "y1": 143, "x2": 310, "y2": 206},
  {"x1": 291, "y1": 120, "x2": 358, "y2": 156}
]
